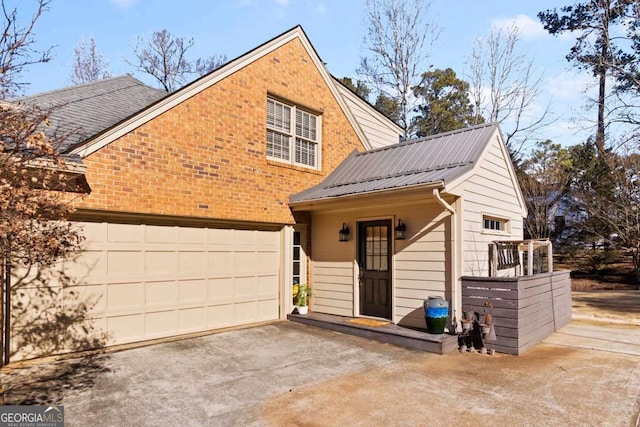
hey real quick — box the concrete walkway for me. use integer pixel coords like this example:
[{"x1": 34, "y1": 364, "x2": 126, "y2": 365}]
[
  {"x1": 543, "y1": 319, "x2": 640, "y2": 356},
  {"x1": 542, "y1": 290, "x2": 640, "y2": 356}
]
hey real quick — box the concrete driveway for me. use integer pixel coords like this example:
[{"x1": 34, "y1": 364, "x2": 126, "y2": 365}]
[{"x1": 2, "y1": 320, "x2": 640, "y2": 427}]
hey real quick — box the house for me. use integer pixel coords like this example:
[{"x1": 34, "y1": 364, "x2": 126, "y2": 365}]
[
  {"x1": 289, "y1": 123, "x2": 527, "y2": 329},
  {"x1": 11, "y1": 26, "x2": 525, "y2": 358}
]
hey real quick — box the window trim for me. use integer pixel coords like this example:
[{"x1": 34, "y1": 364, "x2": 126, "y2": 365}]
[
  {"x1": 266, "y1": 97, "x2": 322, "y2": 170},
  {"x1": 482, "y1": 214, "x2": 510, "y2": 234}
]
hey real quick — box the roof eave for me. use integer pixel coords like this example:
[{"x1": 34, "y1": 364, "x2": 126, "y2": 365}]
[{"x1": 289, "y1": 181, "x2": 444, "y2": 211}]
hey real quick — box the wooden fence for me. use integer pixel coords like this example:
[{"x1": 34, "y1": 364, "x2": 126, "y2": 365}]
[{"x1": 461, "y1": 271, "x2": 572, "y2": 355}]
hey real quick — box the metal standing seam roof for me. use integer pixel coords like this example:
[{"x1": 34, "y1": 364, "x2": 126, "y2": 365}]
[
  {"x1": 12, "y1": 75, "x2": 167, "y2": 153},
  {"x1": 290, "y1": 122, "x2": 500, "y2": 203}
]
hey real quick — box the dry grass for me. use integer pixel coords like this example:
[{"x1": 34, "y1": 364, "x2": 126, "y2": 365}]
[{"x1": 554, "y1": 249, "x2": 639, "y2": 291}]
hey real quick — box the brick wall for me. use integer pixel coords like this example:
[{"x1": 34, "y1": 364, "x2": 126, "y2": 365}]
[{"x1": 76, "y1": 38, "x2": 365, "y2": 224}]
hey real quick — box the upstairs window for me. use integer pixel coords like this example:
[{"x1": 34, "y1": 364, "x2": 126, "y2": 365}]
[{"x1": 266, "y1": 98, "x2": 320, "y2": 169}]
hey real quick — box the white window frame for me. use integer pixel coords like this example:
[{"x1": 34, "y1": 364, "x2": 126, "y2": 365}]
[
  {"x1": 482, "y1": 214, "x2": 510, "y2": 234},
  {"x1": 266, "y1": 97, "x2": 322, "y2": 170}
]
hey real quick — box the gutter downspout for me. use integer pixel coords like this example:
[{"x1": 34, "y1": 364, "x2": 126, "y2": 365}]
[
  {"x1": 432, "y1": 188, "x2": 458, "y2": 333},
  {"x1": 433, "y1": 188, "x2": 455, "y2": 215}
]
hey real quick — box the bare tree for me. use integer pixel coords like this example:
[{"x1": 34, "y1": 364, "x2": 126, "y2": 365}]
[
  {"x1": 193, "y1": 55, "x2": 227, "y2": 76},
  {"x1": 359, "y1": 0, "x2": 440, "y2": 137},
  {"x1": 0, "y1": 0, "x2": 53, "y2": 98},
  {"x1": 467, "y1": 24, "x2": 552, "y2": 156},
  {"x1": 128, "y1": 29, "x2": 226, "y2": 92},
  {"x1": 70, "y1": 36, "x2": 112, "y2": 84},
  {"x1": 1, "y1": 0, "x2": 106, "y2": 364}
]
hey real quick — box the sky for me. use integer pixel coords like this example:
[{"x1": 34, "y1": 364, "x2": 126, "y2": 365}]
[{"x1": 16, "y1": 0, "x2": 598, "y2": 148}]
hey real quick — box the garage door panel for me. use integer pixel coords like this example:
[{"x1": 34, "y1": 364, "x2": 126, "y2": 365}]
[
  {"x1": 207, "y1": 228, "x2": 233, "y2": 246},
  {"x1": 108, "y1": 223, "x2": 144, "y2": 243},
  {"x1": 258, "y1": 275, "x2": 279, "y2": 297},
  {"x1": 234, "y1": 252, "x2": 258, "y2": 276},
  {"x1": 107, "y1": 282, "x2": 144, "y2": 311},
  {"x1": 108, "y1": 314, "x2": 144, "y2": 343},
  {"x1": 82, "y1": 222, "x2": 107, "y2": 243},
  {"x1": 179, "y1": 227, "x2": 206, "y2": 244},
  {"x1": 234, "y1": 230, "x2": 257, "y2": 247},
  {"x1": 179, "y1": 279, "x2": 207, "y2": 303},
  {"x1": 146, "y1": 251, "x2": 178, "y2": 275},
  {"x1": 257, "y1": 230, "x2": 279, "y2": 247},
  {"x1": 208, "y1": 278, "x2": 234, "y2": 301},
  {"x1": 179, "y1": 307, "x2": 207, "y2": 332},
  {"x1": 208, "y1": 252, "x2": 233, "y2": 276},
  {"x1": 108, "y1": 251, "x2": 143, "y2": 278},
  {"x1": 207, "y1": 305, "x2": 234, "y2": 328},
  {"x1": 145, "y1": 311, "x2": 178, "y2": 338},
  {"x1": 145, "y1": 225, "x2": 178, "y2": 243},
  {"x1": 67, "y1": 250, "x2": 106, "y2": 278},
  {"x1": 234, "y1": 277, "x2": 258, "y2": 298},
  {"x1": 146, "y1": 281, "x2": 179, "y2": 307},
  {"x1": 234, "y1": 301, "x2": 258, "y2": 323},
  {"x1": 258, "y1": 299, "x2": 278, "y2": 319},
  {"x1": 257, "y1": 251, "x2": 279, "y2": 275},
  {"x1": 179, "y1": 252, "x2": 207, "y2": 275},
  {"x1": 67, "y1": 283, "x2": 107, "y2": 315},
  {"x1": 69, "y1": 221, "x2": 281, "y2": 347}
]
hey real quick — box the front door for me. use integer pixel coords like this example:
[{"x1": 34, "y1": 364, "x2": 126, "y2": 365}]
[{"x1": 358, "y1": 220, "x2": 392, "y2": 319}]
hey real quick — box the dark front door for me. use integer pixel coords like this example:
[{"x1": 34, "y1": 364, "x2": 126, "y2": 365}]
[{"x1": 358, "y1": 220, "x2": 392, "y2": 319}]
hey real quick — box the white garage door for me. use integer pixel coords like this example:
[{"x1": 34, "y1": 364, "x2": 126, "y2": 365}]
[{"x1": 67, "y1": 221, "x2": 281, "y2": 345}]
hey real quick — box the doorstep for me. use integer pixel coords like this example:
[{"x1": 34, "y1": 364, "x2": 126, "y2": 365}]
[{"x1": 288, "y1": 312, "x2": 458, "y2": 354}]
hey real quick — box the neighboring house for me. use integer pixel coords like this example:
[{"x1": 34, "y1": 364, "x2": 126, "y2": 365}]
[{"x1": 12, "y1": 26, "x2": 525, "y2": 357}]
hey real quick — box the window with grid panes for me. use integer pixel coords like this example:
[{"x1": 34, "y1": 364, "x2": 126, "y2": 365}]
[
  {"x1": 266, "y1": 98, "x2": 320, "y2": 168},
  {"x1": 483, "y1": 216, "x2": 508, "y2": 232}
]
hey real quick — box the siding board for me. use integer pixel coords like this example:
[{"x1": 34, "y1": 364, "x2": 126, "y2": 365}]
[{"x1": 461, "y1": 271, "x2": 571, "y2": 355}]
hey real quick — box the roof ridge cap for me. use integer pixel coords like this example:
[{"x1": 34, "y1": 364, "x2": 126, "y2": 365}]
[
  {"x1": 13, "y1": 74, "x2": 160, "y2": 101},
  {"x1": 356, "y1": 122, "x2": 498, "y2": 157}
]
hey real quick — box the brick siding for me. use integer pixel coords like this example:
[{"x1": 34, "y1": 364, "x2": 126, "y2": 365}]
[{"x1": 76, "y1": 38, "x2": 365, "y2": 224}]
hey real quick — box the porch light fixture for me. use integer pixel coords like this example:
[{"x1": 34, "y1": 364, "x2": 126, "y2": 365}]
[
  {"x1": 339, "y1": 223, "x2": 350, "y2": 242},
  {"x1": 395, "y1": 219, "x2": 406, "y2": 240}
]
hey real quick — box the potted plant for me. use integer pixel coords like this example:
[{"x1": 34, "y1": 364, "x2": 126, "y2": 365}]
[
  {"x1": 481, "y1": 302, "x2": 494, "y2": 335},
  {"x1": 295, "y1": 283, "x2": 312, "y2": 315}
]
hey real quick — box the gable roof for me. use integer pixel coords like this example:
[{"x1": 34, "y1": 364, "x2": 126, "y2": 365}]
[
  {"x1": 289, "y1": 123, "x2": 500, "y2": 203},
  {"x1": 68, "y1": 25, "x2": 379, "y2": 158},
  {"x1": 14, "y1": 75, "x2": 166, "y2": 153}
]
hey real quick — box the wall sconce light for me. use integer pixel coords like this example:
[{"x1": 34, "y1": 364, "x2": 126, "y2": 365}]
[
  {"x1": 339, "y1": 223, "x2": 350, "y2": 242},
  {"x1": 395, "y1": 219, "x2": 406, "y2": 240}
]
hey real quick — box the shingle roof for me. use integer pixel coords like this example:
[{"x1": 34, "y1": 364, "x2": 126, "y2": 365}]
[
  {"x1": 13, "y1": 75, "x2": 166, "y2": 153},
  {"x1": 290, "y1": 123, "x2": 499, "y2": 203}
]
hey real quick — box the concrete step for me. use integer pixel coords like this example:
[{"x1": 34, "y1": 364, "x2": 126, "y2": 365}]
[{"x1": 288, "y1": 312, "x2": 458, "y2": 354}]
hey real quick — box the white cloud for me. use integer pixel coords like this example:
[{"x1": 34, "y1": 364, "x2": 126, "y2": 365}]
[
  {"x1": 547, "y1": 71, "x2": 594, "y2": 100},
  {"x1": 315, "y1": 2, "x2": 326, "y2": 14},
  {"x1": 274, "y1": 0, "x2": 291, "y2": 5},
  {"x1": 491, "y1": 14, "x2": 549, "y2": 40}
]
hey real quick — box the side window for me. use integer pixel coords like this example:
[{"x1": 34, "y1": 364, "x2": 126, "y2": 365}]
[
  {"x1": 292, "y1": 231, "x2": 302, "y2": 285},
  {"x1": 483, "y1": 215, "x2": 509, "y2": 233}
]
